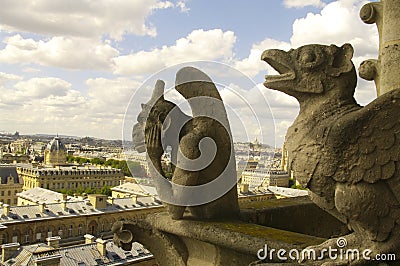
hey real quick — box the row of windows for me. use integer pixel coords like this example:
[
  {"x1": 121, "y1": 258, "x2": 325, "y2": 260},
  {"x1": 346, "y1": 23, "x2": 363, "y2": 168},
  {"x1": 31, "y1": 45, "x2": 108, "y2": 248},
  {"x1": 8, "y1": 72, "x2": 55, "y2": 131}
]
[
  {"x1": 2, "y1": 198, "x2": 18, "y2": 205},
  {"x1": 23, "y1": 180, "x2": 120, "y2": 189},
  {"x1": 0, "y1": 222, "x2": 111, "y2": 245},
  {"x1": 0, "y1": 190, "x2": 19, "y2": 196}
]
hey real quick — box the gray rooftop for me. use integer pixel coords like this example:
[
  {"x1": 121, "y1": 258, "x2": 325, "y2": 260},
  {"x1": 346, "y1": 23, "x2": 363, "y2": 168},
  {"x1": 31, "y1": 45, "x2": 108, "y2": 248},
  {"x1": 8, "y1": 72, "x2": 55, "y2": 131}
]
[
  {"x1": 3, "y1": 240, "x2": 152, "y2": 266},
  {"x1": 266, "y1": 186, "x2": 309, "y2": 198},
  {"x1": 111, "y1": 182, "x2": 158, "y2": 196},
  {"x1": 0, "y1": 197, "x2": 163, "y2": 225},
  {"x1": 0, "y1": 165, "x2": 19, "y2": 184},
  {"x1": 17, "y1": 188, "x2": 72, "y2": 204}
]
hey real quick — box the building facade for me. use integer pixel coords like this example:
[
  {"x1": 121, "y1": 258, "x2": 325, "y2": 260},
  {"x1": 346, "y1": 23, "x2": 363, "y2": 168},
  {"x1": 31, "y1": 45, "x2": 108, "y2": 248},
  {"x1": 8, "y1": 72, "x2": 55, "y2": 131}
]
[
  {"x1": 0, "y1": 194, "x2": 164, "y2": 246},
  {"x1": 17, "y1": 165, "x2": 124, "y2": 191},
  {"x1": 241, "y1": 169, "x2": 290, "y2": 188},
  {"x1": 0, "y1": 166, "x2": 23, "y2": 206}
]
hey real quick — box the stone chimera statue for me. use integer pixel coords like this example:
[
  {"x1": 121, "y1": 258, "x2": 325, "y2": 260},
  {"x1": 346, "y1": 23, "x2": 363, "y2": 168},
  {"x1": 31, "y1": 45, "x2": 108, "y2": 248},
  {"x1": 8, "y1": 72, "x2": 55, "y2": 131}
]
[
  {"x1": 262, "y1": 43, "x2": 400, "y2": 265},
  {"x1": 131, "y1": 66, "x2": 239, "y2": 220}
]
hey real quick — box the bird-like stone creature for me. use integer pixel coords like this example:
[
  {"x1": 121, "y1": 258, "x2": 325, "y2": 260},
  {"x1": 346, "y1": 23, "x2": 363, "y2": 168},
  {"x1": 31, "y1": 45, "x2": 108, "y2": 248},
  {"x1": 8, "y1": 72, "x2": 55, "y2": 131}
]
[{"x1": 262, "y1": 43, "x2": 400, "y2": 265}]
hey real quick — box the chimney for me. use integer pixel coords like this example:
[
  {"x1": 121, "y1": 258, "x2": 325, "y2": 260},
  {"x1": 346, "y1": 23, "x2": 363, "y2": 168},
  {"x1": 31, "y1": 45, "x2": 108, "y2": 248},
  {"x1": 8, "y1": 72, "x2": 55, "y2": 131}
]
[
  {"x1": 46, "y1": 236, "x2": 61, "y2": 249},
  {"x1": 39, "y1": 203, "x2": 46, "y2": 213},
  {"x1": 3, "y1": 204, "x2": 10, "y2": 216},
  {"x1": 96, "y1": 238, "x2": 107, "y2": 256},
  {"x1": 2, "y1": 243, "x2": 20, "y2": 262},
  {"x1": 151, "y1": 195, "x2": 157, "y2": 202},
  {"x1": 34, "y1": 254, "x2": 62, "y2": 266},
  {"x1": 61, "y1": 201, "x2": 67, "y2": 211},
  {"x1": 131, "y1": 195, "x2": 137, "y2": 204},
  {"x1": 62, "y1": 194, "x2": 68, "y2": 201},
  {"x1": 107, "y1": 197, "x2": 114, "y2": 205},
  {"x1": 84, "y1": 234, "x2": 95, "y2": 244},
  {"x1": 240, "y1": 183, "x2": 249, "y2": 194}
]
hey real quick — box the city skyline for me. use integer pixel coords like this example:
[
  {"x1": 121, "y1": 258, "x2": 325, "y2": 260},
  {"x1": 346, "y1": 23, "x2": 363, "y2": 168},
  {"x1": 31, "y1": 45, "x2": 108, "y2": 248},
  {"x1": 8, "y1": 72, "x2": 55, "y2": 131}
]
[{"x1": 0, "y1": 0, "x2": 379, "y2": 147}]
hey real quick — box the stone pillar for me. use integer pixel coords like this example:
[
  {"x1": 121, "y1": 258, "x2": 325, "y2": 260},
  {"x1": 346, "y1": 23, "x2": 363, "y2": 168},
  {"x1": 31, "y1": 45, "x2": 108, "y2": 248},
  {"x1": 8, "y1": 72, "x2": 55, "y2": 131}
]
[
  {"x1": 380, "y1": 0, "x2": 400, "y2": 95},
  {"x1": 360, "y1": 0, "x2": 400, "y2": 96}
]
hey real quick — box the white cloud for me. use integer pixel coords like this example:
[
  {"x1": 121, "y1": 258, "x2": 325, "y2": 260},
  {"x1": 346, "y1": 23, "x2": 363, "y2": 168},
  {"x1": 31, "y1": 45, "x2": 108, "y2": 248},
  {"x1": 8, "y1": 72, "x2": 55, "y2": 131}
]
[
  {"x1": 113, "y1": 29, "x2": 236, "y2": 75},
  {"x1": 0, "y1": 35, "x2": 119, "y2": 70},
  {"x1": 290, "y1": 0, "x2": 377, "y2": 56},
  {"x1": 0, "y1": 76, "x2": 145, "y2": 139},
  {"x1": 0, "y1": 0, "x2": 174, "y2": 40},
  {"x1": 14, "y1": 77, "x2": 70, "y2": 97},
  {"x1": 177, "y1": 1, "x2": 190, "y2": 13},
  {"x1": 86, "y1": 77, "x2": 142, "y2": 114},
  {"x1": 284, "y1": 0, "x2": 326, "y2": 8},
  {"x1": 0, "y1": 71, "x2": 22, "y2": 85}
]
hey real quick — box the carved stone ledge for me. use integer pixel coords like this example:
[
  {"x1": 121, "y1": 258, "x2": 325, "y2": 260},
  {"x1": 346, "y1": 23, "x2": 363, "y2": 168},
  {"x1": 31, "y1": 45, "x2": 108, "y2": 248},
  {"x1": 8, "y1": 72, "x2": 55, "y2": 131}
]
[{"x1": 112, "y1": 197, "x2": 351, "y2": 265}]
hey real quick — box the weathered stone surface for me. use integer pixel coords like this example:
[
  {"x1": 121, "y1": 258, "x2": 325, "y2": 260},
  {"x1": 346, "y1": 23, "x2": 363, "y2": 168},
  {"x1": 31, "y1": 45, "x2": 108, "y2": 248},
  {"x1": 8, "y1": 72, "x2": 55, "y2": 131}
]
[
  {"x1": 113, "y1": 211, "x2": 325, "y2": 266},
  {"x1": 262, "y1": 43, "x2": 400, "y2": 265},
  {"x1": 131, "y1": 67, "x2": 239, "y2": 220},
  {"x1": 359, "y1": 0, "x2": 400, "y2": 96}
]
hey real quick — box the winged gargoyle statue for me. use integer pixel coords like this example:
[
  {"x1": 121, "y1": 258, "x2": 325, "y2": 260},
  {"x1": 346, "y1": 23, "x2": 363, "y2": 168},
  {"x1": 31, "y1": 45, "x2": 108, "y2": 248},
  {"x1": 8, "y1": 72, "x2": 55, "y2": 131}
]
[
  {"x1": 262, "y1": 43, "x2": 400, "y2": 265},
  {"x1": 131, "y1": 67, "x2": 239, "y2": 220}
]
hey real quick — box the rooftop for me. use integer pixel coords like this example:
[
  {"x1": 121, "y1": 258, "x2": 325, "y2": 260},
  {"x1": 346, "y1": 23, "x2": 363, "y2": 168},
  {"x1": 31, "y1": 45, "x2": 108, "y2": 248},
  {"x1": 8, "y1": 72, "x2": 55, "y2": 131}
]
[
  {"x1": 17, "y1": 188, "x2": 76, "y2": 204},
  {"x1": 111, "y1": 182, "x2": 157, "y2": 196},
  {"x1": 3, "y1": 238, "x2": 152, "y2": 266},
  {"x1": 0, "y1": 196, "x2": 162, "y2": 225},
  {"x1": 0, "y1": 165, "x2": 19, "y2": 184},
  {"x1": 46, "y1": 136, "x2": 66, "y2": 153}
]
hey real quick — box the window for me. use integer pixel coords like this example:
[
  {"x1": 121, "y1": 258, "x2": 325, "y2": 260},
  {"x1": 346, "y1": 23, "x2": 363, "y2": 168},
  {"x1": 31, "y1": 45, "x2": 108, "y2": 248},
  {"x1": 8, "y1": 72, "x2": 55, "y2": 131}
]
[
  {"x1": 68, "y1": 225, "x2": 73, "y2": 237},
  {"x1": 78, "y1": 225, "x2": 83, "y2": 235},
  {"x1": 0, "y1": 191, "x2": 3, "y2": 196},
  {"x1": 48, "y1": 230, "x2": 52, "y2": 238},
  {"x1": 24, "y1": 234, "x2": 30, "y2": 244},
  {"x1": 0, "y1": 234, "x2": 7, "y2": 244},
  {"x1": 36, "y1": 233, "x2": 41, "y2": 242},
  {"x1": 12, "y1": 235, "x2": 18, "y2": 243}
]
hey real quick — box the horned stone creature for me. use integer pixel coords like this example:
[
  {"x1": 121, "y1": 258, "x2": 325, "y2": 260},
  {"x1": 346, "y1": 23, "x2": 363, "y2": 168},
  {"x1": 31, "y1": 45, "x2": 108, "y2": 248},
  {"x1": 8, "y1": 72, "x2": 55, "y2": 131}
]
[
  {"x1": 262, "y1": 43, "x2": 400, "y2": 265},
  {"x1": 132, "y1": 67, "x2": 239, "y2": 220}
]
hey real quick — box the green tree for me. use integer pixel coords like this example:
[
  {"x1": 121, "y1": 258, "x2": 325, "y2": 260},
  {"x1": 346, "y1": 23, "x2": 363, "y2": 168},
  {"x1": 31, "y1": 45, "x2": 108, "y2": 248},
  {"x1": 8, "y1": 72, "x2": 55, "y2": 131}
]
[{"x1": 90, "y1": 157, "x2": 105, "y2": 165}]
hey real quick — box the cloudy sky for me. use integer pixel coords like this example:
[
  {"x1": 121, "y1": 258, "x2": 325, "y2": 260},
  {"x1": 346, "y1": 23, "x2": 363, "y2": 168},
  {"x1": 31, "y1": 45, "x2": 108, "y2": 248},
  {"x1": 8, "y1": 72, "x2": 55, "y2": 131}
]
[{"x1": 0, "y1": 0, "x2": 379, "y2": 147}]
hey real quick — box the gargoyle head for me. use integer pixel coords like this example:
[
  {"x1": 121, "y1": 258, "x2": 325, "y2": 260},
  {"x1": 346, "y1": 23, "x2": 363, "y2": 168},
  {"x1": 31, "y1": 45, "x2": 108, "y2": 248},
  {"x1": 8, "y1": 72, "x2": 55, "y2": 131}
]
[
  {"x1": 132, "y1": 80, "x2": 176, "y2": 153},
  {"x1": 261, "y1": 43, "x2": 357, "y2": 101}
]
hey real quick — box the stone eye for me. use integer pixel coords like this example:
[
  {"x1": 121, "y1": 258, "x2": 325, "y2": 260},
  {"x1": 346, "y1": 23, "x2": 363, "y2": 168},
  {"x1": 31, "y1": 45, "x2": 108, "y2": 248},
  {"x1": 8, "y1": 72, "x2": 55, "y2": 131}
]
[
  {"x1": 298, "y1": 47, "x2": 324, "y2": 69},
  {"x1": 300, "y1": 50, "x2": 316, "y2": 64}
]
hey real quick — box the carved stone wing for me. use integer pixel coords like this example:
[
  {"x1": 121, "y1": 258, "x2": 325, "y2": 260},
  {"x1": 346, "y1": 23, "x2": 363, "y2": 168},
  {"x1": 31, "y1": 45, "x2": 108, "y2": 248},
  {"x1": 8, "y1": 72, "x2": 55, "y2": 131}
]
[{"x1": 336, "y1": 89, "x2": 400, "y2": 203}]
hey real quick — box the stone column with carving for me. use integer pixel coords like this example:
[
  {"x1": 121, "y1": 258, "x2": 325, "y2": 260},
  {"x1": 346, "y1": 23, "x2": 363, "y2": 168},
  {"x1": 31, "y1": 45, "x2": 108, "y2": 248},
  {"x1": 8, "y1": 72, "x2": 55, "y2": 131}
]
[{"x1": 359, "y1": 0, "x2": 400, "y2": 96}]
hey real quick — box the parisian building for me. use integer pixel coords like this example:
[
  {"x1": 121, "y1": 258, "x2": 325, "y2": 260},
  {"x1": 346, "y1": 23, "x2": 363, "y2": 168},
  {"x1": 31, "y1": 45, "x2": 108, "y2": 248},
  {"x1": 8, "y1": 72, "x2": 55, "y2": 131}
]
[
  {"x1": 0, "y1": 193, "x2": 164, "y2": 246},
  {"x1": 44, "y1": 136, "x2": 67, "y2": 166},
  {"x1": 0, "y1": 166, "x2": 23, "y2": 206},
  {"x1": 17, "y1": 165, "x2": 124, "y2": 192}
]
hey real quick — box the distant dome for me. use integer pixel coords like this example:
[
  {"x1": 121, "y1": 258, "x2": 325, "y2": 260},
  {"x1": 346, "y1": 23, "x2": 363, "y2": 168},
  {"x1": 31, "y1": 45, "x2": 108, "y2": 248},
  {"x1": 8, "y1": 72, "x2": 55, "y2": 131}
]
[{"x1": 46, "y1": 136, "x2": 66, "y2": 153}]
